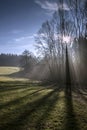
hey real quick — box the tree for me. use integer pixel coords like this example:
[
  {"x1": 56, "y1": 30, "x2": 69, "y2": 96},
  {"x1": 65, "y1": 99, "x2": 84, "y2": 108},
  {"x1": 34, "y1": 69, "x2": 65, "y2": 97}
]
[
  {"x1": 35, "y1": 0, "x2": 87, "y2": 86},
  {"x1": 35, "y1": 0, "x2": 72, "y2": 83},
  {"x1": 20, "y1": 50, "x2": 36, "y2": 72}
]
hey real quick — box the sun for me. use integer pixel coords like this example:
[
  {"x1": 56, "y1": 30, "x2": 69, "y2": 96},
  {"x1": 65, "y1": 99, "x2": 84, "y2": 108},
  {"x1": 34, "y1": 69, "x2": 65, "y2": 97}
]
[{"x1": 62, "y1": 36, "x2": 71, "y2": 44}]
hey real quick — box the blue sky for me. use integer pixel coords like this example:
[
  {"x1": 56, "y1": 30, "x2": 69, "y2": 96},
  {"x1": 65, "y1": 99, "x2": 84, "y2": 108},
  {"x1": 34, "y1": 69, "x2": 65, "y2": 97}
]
[
  {"x1": 0, "y1": 0, "x2": 69, "y2": 55},
  {"x1": 0, "y1": 0, "x2": 53, "y2": 55}
]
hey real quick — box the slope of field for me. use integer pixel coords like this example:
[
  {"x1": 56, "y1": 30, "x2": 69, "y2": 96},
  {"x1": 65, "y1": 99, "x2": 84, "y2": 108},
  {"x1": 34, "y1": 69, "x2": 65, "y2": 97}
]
[
  {"x1": 0, "y1": 67, "x2": 20, "y2": 75},
  {"x1": 0, "y1": 82, "x2": 87, "y2": 130},
  {"x1": 0, "y1": 67, "x2": 28, "y2": 81}
]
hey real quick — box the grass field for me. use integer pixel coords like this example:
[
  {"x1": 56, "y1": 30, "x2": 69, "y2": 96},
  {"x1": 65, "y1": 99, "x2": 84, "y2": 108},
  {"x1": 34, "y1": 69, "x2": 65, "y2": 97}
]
[
  {"x1": 0, "y1": 81, "x2": 87, "y2": 130},
  {"x1": 0, "y1": 67, "x2": 20, "y2": 75},
  {"x1": 0, "y1": 67, "x2": 87, "y2": 130},
  {"x1": 0, "y1": 67, "x2": 28, "y2": 81}
]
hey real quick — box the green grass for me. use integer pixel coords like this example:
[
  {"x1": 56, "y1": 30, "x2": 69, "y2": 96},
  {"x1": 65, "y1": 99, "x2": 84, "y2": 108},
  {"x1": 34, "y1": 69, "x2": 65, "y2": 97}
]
[{"x1": 0, "y1": 81, "x2": 87, "y2": 130}]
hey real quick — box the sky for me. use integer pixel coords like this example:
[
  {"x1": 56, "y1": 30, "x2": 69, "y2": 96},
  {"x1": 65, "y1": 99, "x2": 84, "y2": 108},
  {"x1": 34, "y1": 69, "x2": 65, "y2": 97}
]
[
  {"x1": 0, "y1": 0, "x2": 70, "y2": 55},
  {"x1": 0, "y1": 0, "x2": 59, "y2": 55}
]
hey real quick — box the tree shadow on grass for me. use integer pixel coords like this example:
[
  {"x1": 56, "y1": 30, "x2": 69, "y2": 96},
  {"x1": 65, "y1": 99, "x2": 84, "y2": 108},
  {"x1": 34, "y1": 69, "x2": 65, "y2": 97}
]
[
  {"x1": 73, "y1": 87, "x2": 87, "y2": 103},
  {"x1": 0, "y1": 87, "x2": 59, "y2": 130},
  {"x1": 64, "y1": 46, "x2": 80, "y2": 130},
  {"x1": 0, "y1": 86, "x2": 48, "y2": 111},
  {"x1": 35, "y1": 87, "x2": 61, "y2": 130},
  {"x1": 65, "y1": 89, "x2": 80, "y2": 130},
  {"x1": 0, "y1": 81, "x2": 42, "y2": 93}
]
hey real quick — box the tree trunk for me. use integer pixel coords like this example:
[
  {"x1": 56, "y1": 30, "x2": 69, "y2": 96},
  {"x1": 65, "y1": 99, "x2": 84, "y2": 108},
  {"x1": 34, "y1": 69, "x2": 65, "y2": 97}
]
[{"x1": 66, "y1": 45, "x2": 72, "y2": 96}]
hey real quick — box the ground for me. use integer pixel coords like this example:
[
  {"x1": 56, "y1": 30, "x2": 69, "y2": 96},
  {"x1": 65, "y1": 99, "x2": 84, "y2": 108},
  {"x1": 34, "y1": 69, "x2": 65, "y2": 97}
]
[
  {"x1": 0, "y1": 67, "x2": 87, "y2": 130},
  {"x1": 0, "y1": 67, "x2": 28, "y2": 81}
]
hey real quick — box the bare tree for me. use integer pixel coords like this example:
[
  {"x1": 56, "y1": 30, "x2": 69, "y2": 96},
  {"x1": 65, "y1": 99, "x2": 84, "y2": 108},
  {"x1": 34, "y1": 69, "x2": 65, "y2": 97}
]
[
  {"x1": 20, "y1": 50, "x2": 36, "y2": 72},
  {"x1": 35, "y1": 0, "x2": 87, "y2": 86}
]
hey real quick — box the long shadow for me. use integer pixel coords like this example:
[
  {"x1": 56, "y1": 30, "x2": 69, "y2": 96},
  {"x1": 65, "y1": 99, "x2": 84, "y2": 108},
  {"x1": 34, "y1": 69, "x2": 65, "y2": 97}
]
[
  {"x1": 0, "y1": 81, "x2": 54, "y2": 112},
  {"x1": 0, "y1": 86, "x2": 47, "y2": 110},
  {"x1": 0, "y1": 82, "x2": 28, "y2": 91},
  {"x1": 74, "y1": 88, "x2": 87, "y2": 103},
  {"x1": 65, "y1": 46, "x2": 80, "y2": 130},
  {"x1": 2, "y1": 81, "x2": 41, "y2": 87},
  {"x1": 35, "y1": 87, "x2": 61, "y2": 130},
  {"x1": 65, "y1": 93, "x2": 80, "y2": 130},
  {"x1": 0, "y1": 81, "x2": 41, "y2": 93},
  {"x1": 0, "y1": 88, "x2": 59, "y2": 130}
]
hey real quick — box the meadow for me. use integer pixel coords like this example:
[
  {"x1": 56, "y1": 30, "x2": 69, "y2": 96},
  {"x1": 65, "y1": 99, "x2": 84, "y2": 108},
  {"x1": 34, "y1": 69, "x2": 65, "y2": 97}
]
[
  {"x1": 0, "y1": 67, "x2": 87, "y2": 130},
  {"x1": 0, "y1": 67, "x2": 28, "y2": 81}
]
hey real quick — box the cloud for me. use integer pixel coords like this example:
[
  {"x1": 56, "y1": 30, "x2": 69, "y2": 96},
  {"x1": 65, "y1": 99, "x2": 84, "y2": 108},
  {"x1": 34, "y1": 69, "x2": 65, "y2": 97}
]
[
  {"x1": 35, "y1": 0, "x2": 58, "y2": 11},
  {"x1": 6, "y1": 34, "x2": 36, "y2": 55},
  {"x1": 1, "y1": 43, "x2": 35, "y2": 55},
  {"x1": 14, "y1": 35, "x2": 35, "y2": 42},
  {"x1": 35, "y1": 0, "x2": 69, "y2": 13},
  {"x1": 11, "y1": 30, "x2": 23, "y2": 34}
]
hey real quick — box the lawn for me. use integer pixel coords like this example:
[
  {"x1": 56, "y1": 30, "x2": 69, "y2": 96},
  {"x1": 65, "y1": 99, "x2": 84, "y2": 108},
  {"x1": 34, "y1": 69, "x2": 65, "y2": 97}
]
[
  {"x1": 0, "y1": 67, "x2": 87, "y2": 130},
  {"x1": 0, "y1": 81, "x2": 87, "y2": 130}
]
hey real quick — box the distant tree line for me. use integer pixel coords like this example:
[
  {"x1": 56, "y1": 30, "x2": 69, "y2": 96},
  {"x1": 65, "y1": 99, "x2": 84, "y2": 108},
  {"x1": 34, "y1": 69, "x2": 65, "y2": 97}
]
[
  {"x1": 0, "y1": 53, "x2": 21, "y2": 66},
  {"x1": 0, "y1": 50, "x2": 37, "y2": 73}
]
